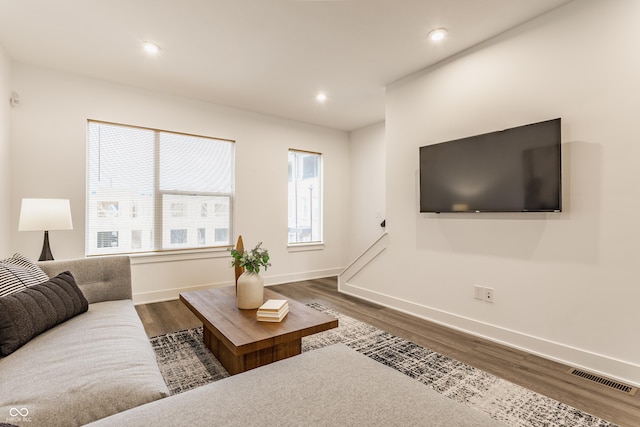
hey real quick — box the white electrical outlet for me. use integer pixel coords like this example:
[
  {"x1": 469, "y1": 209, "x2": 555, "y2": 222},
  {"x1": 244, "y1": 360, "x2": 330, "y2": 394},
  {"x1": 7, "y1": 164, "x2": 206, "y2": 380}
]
[
  {"x1": 484, "y1": 287, "x2": 494, "y2": 303},
  {"x1": 474, "y1": 285, "x2": 484, "y2": 300}
]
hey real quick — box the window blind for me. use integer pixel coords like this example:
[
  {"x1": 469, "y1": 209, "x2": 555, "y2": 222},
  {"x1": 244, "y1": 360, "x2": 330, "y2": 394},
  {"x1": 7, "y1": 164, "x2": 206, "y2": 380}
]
[{"x1": 87, "y1": 120, "x2": 235, "y2": 255}]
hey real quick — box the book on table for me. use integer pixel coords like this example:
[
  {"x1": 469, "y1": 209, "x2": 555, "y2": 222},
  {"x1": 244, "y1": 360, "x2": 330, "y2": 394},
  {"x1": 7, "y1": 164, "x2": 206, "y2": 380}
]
[
  {"x1": 257, "y1": 299, "x2": 289, "y2": 322},
  {"x1": 257, "y1": 306, "x2": 289, "y2": 322},
  {"x1": 258, "y1": 299, "x2": 288, "y2": 312}
]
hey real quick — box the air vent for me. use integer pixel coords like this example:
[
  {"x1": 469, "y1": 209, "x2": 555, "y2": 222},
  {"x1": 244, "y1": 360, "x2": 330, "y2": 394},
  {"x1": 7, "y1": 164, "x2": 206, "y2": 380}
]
[{"x1": 568, "y1": 368, "x2": 637, "y2": 396}]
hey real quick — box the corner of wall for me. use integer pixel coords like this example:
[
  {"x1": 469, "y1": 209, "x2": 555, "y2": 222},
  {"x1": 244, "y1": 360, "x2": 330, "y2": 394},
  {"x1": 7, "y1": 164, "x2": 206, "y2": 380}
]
[
  {"x1": 346, "y1": 121, "x2": 386, "y2": 261},
  {"x1": 0, "y1": 43, "x2": 11, "y2": 257}
]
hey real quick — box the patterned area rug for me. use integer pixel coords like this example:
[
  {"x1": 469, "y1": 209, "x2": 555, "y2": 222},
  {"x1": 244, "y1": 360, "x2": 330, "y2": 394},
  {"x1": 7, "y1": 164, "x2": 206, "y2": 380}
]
[{"x1": 150, "y1": 303, "x2": 616, "y2": 427}]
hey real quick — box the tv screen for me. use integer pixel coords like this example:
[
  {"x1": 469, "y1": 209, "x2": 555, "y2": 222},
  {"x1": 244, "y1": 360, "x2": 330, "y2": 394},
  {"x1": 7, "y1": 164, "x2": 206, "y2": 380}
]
[{"x1": 419, "y1": 118, "x2": 561, "y2": 213}]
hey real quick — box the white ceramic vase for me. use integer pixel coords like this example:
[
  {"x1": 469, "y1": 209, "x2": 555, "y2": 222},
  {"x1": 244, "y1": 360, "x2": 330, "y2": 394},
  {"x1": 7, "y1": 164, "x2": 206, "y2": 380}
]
[{"x1": 237, "y1": 271, "x2": 264, "y2": 309}]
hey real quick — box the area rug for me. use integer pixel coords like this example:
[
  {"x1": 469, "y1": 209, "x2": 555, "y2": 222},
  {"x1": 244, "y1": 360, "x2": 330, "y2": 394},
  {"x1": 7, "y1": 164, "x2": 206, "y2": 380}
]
[{"x1": 150, "y1": 303, "x2": 616, "y2": 427}]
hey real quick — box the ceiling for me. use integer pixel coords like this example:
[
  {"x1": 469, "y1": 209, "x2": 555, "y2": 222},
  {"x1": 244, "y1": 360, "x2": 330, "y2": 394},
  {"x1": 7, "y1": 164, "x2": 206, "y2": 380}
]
[{"x1": 0, "y1": 0, "x2": 572, "y2": 131}]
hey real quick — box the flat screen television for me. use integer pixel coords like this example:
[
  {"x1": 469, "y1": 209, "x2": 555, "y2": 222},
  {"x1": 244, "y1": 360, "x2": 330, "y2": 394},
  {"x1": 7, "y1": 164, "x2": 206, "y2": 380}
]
[{"x1": 419, "y1": 118, "x2": 561, "y2": 213}]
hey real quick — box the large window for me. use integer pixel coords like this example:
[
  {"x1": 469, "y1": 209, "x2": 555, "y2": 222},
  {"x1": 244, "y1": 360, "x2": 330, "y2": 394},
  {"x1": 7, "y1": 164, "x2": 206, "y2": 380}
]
[
  {"x1": 87, "y1": 120, "x2": 235, "y2": 255},
  {"x1": 288, "y1": 149, "x2": 322, "y2": 244}
]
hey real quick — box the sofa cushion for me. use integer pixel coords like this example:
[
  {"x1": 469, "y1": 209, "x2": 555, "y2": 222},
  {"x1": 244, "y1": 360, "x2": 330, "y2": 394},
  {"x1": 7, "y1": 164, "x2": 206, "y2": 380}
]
[
  {"x1": 0, "y1": 253, "x2": 49, "y2": 297},
  {"x1": 0, "y1": 299, "x2": 170, "y2": 426},
  {"x1": 0, "y1": 271, "x2": 88, "y2": 356},
  {"x1": 37, "y1": 256, "x2": 132, "y2": 304},
  {"x1": 87, "y1": 343, "x2": 505, "y2": 427}
]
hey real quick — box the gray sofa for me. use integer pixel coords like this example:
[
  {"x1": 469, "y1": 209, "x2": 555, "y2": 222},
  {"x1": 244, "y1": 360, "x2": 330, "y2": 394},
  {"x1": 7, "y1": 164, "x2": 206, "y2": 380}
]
[
  {"x1": 0, "y1": 256, "x2": 169, "y2": 427},
  {"x1": 88, "y1": 343, "x2": 504, "y2": 427},
  {"x1": 1, "y1": 256, "x2": 504, "y2": 427}
]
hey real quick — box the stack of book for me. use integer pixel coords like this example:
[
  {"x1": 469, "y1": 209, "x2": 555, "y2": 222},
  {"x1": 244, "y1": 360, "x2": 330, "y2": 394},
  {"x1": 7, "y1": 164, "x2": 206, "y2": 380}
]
[{"x1": 257, "y1": 299, "x2": 289, "y2": 322}]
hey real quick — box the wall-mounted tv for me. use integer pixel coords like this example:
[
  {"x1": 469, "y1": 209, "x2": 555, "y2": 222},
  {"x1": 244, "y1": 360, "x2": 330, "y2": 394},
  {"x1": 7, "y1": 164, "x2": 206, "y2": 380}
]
[{"x1": 419, "y1": 118, "x2": 561, "y2": 213}]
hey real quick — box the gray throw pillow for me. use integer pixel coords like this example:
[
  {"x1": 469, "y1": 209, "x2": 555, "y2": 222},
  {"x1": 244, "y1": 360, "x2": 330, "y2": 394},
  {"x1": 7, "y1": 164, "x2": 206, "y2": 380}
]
[{"x1": 0, "y1": 271, "x2": 88, "y2": 356}]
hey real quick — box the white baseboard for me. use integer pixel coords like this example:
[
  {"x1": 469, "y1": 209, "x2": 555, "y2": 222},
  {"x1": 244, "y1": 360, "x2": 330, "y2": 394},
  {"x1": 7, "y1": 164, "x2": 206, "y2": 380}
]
[
  {"x1": 132, "y1": 267, "x2": 343, "y2": 305},
  {"x1": 340, "y1": 281, "x2": 640, "y2": 388},
  {"x1": 132, "y1": 281, "x2": 233, "y2": 305},
  {"x1": 263, "y1": 267, "x2": 343, "y2": 286}
]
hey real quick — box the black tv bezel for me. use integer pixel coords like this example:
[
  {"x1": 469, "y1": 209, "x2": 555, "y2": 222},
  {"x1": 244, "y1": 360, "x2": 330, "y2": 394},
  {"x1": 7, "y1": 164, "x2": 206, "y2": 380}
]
[{"x1": 419, "y1": 118, "x2": 562, "y2": 214}]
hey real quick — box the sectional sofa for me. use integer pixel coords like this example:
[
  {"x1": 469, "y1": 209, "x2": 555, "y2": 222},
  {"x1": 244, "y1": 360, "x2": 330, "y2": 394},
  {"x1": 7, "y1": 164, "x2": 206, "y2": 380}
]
[
  {"x1": 0, "y1": 255, "x2": 504, "y2": 426},
  {"x1": 0, "y1": 256, "x2": 169, "y2": 426}
]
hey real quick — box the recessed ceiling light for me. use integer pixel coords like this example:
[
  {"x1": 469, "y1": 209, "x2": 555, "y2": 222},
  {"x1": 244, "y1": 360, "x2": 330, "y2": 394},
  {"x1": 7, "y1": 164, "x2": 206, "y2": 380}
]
[
  {"x1": 427, "y1": 28, "x2": 448, "y2": 42},
  {"x1": 143, "y1": 42, "x2": 161, "y2": 55},
  {"x1": 316, "y1": 92, "x2": 327, "y2": 103}
]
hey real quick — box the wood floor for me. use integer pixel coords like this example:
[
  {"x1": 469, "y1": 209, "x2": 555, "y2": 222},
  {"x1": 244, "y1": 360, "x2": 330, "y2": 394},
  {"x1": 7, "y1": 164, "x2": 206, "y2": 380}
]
[{"x1": 135, "y1": 277, "x2": 640, "y2": 427}]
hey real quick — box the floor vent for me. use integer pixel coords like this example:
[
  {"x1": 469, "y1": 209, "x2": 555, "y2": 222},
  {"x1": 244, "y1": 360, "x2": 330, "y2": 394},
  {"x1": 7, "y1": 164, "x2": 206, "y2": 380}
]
[{"x1": 568, "y1": 368, "x2": 637, "y2": 396}]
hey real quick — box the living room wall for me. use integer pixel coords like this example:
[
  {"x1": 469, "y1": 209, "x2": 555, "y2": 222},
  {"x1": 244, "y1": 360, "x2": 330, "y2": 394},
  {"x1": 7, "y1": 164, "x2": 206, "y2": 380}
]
[
  {"x1": 0, "y1": 43, "x2": 10, "y2": 257},
  {"x1": 347, "y1": 122, "x2": 385, "y2": 260},
  {"x1": 8, "y1": 64, "x2": 350, "y2": 303},
  {"x1": 343, "y1": 0, "x2": 640, "y2": 386}
]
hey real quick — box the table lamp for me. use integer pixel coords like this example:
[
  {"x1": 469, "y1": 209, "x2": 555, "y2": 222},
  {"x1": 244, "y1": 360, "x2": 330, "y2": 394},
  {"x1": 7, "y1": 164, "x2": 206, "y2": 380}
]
[{"x1": 18, "y1": 198, "x2": 73, "y2": 261}]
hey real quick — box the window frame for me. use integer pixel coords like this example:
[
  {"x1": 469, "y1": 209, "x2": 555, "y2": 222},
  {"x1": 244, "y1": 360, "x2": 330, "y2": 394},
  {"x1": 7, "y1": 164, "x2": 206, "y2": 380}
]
[
  {"x1": 86, "y1": 120, "x2": 235, "y2": 257},
  {"x1": 287, "y1": 148, "x2": 323, "y2": 246}
]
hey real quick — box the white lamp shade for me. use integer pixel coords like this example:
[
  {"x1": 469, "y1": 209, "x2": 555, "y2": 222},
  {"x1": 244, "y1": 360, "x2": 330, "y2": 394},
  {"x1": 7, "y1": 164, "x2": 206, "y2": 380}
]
[{"x1": 18, "y1": 198, "x2": 73, "y2": 231}]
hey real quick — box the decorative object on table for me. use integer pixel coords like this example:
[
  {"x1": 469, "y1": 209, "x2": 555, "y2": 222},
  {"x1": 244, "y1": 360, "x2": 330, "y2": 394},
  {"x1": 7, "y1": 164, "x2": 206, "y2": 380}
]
[
  {"x1": 18, "y1": 198, "x2": 73, "y2": 261},
  {"x1": 230, "y1": 241, "x2": 271, "y2": 309},
  {"x1": 233, "y1": 235, "x2": 244, "y2": 295},
  {"x1": 257, "y1": 299, "x2": 289, "y2": 322}
]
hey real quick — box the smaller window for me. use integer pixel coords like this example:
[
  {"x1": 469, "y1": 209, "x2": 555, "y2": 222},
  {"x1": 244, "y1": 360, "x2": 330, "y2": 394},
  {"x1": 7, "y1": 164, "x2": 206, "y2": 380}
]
[
  {"x1": 97, "y1": 231, "x2": 118, "y2": 248},
  {"x1": 171, "y1": 203, "x2": 187, "y2": 218},
  {"x1": 288, "y1": 150, "x2": 322, "y2": 244},
  {"x1": 302, "y1": 155, "x2": 319, "y2": 179},
  {"x1": 170, "y1": 229, "x2": 188, "y2": 244},
  {"x1": 131, "y1": 230, "x2": 142, "y2": 249},
  {"x1": 215, "y1": 228, "x2": 229, "y2": 242},
  {"x1": 98, "y1": 201, "x2": 119, "y2": 218},
  {"x1": 197, "y1": 228, "x2": 206, "y2": 245}
]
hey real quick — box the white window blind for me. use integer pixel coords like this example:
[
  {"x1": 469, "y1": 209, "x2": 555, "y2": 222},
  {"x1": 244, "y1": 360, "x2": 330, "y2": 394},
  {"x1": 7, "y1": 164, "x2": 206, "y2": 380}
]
[
  {"x1": 287, "y1": 149, "x2": 322, "y2": 244},
  {"x1": 87, "y1": 120, "x2": 235, "y2": 256}
]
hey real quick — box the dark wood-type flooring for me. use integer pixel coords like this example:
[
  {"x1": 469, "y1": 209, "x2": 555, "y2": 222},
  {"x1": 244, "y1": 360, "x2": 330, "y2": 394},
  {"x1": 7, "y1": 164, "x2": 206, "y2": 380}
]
[{"x1": 135, "y1": 277, "x2": 640, "y2": 427}]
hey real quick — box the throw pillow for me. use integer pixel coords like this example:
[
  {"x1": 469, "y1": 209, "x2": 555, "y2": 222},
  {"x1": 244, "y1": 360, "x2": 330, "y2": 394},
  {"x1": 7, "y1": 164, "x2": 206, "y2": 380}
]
[
  {"x1": 0, "y1": 253, "x2": 49, "y2": 297},
  {"x1": 0, "y1": 271, "x2": 88, "y2": 356}
]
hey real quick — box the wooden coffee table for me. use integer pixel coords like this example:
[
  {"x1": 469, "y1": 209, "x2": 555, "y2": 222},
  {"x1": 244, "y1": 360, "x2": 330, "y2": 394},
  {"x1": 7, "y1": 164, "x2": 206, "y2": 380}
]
[{"x1": 179, "y1": 286, "x2": 338, "y2": 375}]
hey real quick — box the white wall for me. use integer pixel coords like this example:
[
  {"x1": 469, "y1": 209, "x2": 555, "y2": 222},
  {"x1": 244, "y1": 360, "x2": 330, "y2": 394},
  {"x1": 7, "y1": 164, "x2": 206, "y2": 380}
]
[
  {"x1": 347, "y1": 122, "x2": 385, "y2": 260},
  {"x1": 343, "y1": 0, "x2": 640, "y2": 386},
  {"x1": 9, "y1": 64, "x2": 349, "y2": 303},
  {"x1": 0, "y1": 44, "x2": 10, "y2": 258}
]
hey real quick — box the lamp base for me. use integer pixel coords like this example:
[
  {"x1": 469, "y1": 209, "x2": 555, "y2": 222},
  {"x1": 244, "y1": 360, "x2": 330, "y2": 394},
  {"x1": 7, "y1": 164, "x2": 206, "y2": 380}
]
[{"x1": 39, "y1": 231, "x2": 54, "y2": 261}]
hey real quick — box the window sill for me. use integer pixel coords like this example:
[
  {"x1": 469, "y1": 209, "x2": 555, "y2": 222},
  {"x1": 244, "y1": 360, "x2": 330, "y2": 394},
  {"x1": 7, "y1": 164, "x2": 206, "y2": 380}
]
[
  {"x1": 287, "y1": 242, "x2": 325, "y2": 252},
  {"x1": 129, "y1": 247, "x2": 231, "y2": 265}
]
